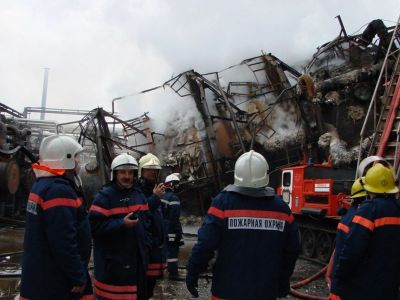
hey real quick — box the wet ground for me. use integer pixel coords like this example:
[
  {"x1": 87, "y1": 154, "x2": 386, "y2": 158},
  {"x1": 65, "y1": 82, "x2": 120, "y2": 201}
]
[
  {"x1": 0, "y1": 226, "x2": 24, "y2": 300},
  {"x1": 0, "y1": 225, "x2": 329, "y2": 300}
]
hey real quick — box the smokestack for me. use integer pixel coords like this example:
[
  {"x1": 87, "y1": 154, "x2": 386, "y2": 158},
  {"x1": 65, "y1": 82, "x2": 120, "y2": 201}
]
[{"x1": 40, "y1": 67, "x2": 50, "y2": 120}]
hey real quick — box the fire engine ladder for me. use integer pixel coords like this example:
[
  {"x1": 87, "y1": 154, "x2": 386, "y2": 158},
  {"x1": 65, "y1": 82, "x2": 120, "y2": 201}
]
[{"x1": 358, "y1": 16, "x2": 400, "y2": 176}]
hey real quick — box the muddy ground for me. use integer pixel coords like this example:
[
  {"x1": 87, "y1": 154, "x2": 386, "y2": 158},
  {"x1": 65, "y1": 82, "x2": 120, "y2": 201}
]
[{"x1": 0, "y1": 225, "x2": 329, "y2": 300}]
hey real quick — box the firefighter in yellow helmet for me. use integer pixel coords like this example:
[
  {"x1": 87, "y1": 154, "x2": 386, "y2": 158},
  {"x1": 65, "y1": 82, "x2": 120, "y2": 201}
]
[
  {"x1": 136, "y1": 153, "x2": 166, "y2": 300},
  {"x1": 330, "y1": 163, "x2": 400, "y2": 299},
  {"x1": 326, "y1": 177, "x2": 367, "y2": 288}
]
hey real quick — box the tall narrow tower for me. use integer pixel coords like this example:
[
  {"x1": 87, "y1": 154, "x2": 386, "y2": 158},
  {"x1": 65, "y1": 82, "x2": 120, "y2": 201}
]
[{"x1": 40, "y1": 68, "x2": 50, "y2": 120}]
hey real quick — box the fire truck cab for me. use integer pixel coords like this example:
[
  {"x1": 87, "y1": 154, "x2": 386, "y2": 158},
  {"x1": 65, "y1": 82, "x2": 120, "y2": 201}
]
[{"x1": 278, "y1": 163, "x2": 356, "y2": 261}]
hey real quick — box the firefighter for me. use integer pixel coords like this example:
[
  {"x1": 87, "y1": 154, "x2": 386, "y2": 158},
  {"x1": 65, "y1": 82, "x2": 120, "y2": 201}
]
[
  {"x1": 330, "y1": 163, "x2": 400, "y2": 300},
  {"x1": 137, "y1": 153, "x2": 166, "y2": 299},
  {"x1": 326, "y1": 177, "x2": 367, "y2": 288},
  {"x1": 357, "y1": 155, "x2": 388, "y2": 177},
  {"x1": 89, "y1": 153, "x2": 150, "y2": 300},
  {"x1": 186, "y1": 150, "x2": 300, "y2": 299},
  {"x1": 20, "y1": 134, "x2": 93, "y2": 300},
  {"x1": 336, "y1": 155, "x2": 387, "y2": 216},
  {"x1": 161, "y1": 173, "x2": 183, "y2": 279}
]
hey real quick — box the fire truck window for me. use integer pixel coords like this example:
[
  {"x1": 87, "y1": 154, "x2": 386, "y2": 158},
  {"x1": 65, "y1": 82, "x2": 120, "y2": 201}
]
[{"x1": 283, "y1": 172, "x2": 291, "y2": 187}]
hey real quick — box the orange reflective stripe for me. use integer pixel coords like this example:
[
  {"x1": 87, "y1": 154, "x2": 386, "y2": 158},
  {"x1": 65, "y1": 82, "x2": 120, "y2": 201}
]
[
  {"x1": 89, "y1": 204, "x2": 110, "y2": 215},
  {"x1": 352, "y1": 215, "x2": 375, "y2": 231},
  {"x1": 89, "y1": 204, "x2": 148, "y2": 216},
  {"x1": 224, "y1": 209, "x2": 294, "y2": 223},
  {"x1": 212, "y1": 295, "x2": 226, "y2": 300},
  {"x1": 80, "y1": 295, "x2": 95, "y2": 300},
  {"x1": 31, "y1": 163, "x2": 65, "y2": 175},
  {"x1": 329, "y1": 292, "x2": 341, "y2": 300},
  {"x1": 208, "y1": 207, "x2": 294, "y2": 223},
  {"x1": 127, "y1": 204, "x2": 149, "y2": 212},
  {"x1": 146, "y1": 269, "x2": 163, "y2": 276},
  {"x1": 375, "y1": 217, "x2": 400, "y2": 227},
  {"x1": 42, "y1": 198, "x2": 82, "y2": 210},
  {"x1": 94, "y1": 278, "x2": 137, "y2": 292},
  {"x1": 148, "y1": 263, "x2": 165, "y2": 270},
  {"x1": 28, "y1": 193, "x2": 43, "y2": 205},
  {"x1": 94, "y1": 288, "x2": 136, "y2": 300},
  {"x1": 28, "y1": 193, "x2": 82, "y2": 210},
  {"x1": 208, "y1": 206, "x2": 224, "y2": 219},
  {"x1": 337, "y1": 223, "x2": 349, "y2": 233}
]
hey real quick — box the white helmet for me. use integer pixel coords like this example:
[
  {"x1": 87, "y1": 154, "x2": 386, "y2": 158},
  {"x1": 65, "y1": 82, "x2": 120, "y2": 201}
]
[
  {"x1": 234, "y1": 150, "x2": 269, "y2": 188},
  {"x1": 39, "y1": 134, "x2": 83, "y2": 170},
  {"x1": 138, "y1": 153, "x2": 162, "y2": 176},
  {"x1": 110, "y1": 153, "x2": 138, "y2": 180},
  {"x1": 357, "y1": 155, "x2": 391, "y2": 177},
  {"x1": 165, "y1": 174, "x2": 180, "y2": 183}
]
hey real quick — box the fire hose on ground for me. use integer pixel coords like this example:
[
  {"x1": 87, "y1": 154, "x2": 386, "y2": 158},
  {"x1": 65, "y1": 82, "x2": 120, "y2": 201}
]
[
  {"x1": 289, "y1": 265, "x2": 329, "y2": 300},
  {"x1": 0, "y1": 253, "x2": 332, "y2": 300}
]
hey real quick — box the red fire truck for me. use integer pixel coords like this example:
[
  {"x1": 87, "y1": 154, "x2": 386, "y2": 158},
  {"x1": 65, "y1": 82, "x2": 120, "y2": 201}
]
[
  {"x1": 278, "y1": 163, "x2": 355, "y2": 262},
  {"x1": 277, "y1": 18, "x2": 400, "y2": 263}
]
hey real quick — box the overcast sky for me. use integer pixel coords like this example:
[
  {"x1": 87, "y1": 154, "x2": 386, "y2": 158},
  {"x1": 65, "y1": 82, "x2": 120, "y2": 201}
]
[{"x1": 0, "y1": 0, "x2": 398, "y2": 123}]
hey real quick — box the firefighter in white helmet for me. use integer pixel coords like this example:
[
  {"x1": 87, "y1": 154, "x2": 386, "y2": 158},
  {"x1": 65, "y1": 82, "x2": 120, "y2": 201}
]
[
  {"x1": 330, "y1": 163, "x2": 400, "y2": 299},
  {"x1": 20, "y1": 134, "x2": 93, "y2": 299},
  {"x1": 161, "y1": 173, "x2": 183, "y2": 279},
  {"x1": 89, "y1": 153, "x2": 151, "y2": 300},
  {"x1": 186, "y1": 150, "x2": 300, "y2": 299},
  {"x1": 137, "y1": 153, "x2": 166, "y2": 299},
  {"x1": 335, "y1": 155, "x2": 390, "y2": 217},
  {"x1": 357, "y1": 155, "x2": 393, "y2": 177}
]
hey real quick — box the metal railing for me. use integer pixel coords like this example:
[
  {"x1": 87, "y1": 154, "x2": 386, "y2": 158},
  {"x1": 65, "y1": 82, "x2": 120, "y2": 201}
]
[{"x1": 356, "y1": 15, "x2": 400, "y2": 174}]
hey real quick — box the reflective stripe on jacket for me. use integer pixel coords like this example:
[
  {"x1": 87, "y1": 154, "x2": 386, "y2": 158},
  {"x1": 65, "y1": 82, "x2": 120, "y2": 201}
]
[
  {"x1": 89, "y1": 183, "x2": 150, "y2": 299},
  {"x1": 161, "y1": 190, "x2": 182, "y2": 242},
  {"x1": 137, "y1": 177, "x2": 167, "y2": 278},
  {"x1": 331, "y1": 204, "x2": 358, "y2": 281},
  {"x1": 187, "y1": 190, "x2": 300, "y2": 300},
  {"x1": 331, "y1": 197, "x2": 400, "y2": 299},
  {"x1": 20, "y1": 176, "x2": 91, "y2": 300}
]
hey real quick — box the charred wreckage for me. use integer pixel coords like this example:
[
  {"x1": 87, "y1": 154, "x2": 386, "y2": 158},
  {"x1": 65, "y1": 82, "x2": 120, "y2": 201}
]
[{"x1": 1, "y1": 17, "x2": 399, "y2": 261}]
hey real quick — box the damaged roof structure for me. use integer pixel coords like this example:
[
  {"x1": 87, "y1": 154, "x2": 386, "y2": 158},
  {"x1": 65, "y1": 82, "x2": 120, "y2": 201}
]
[
  {"x1": 1, "y1": 17, "x2": 398, "y2": 218},
  {"x1": 74, "y1": 19, "x2": 399, "y2": 213},
  {"x1": 70, "y1": 18, "x2": 399, "y2": 214}
]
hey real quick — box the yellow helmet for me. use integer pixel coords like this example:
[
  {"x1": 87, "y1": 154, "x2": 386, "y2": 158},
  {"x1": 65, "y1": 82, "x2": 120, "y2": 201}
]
[
  {"x1": 351, "y1": 177, "x2": 367, "y2": 199},
  {"x1": 138, "y1": 153, "x2": 162, "y2": 176},
  {"x1": 363, "y1": 163, "x2": 399, "y2": 194}
]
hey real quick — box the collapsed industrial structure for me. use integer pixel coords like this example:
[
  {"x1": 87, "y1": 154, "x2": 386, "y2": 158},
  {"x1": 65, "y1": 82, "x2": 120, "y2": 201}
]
[{"x1": 0, "y1": 17, "x2": 399, "y2": 260}]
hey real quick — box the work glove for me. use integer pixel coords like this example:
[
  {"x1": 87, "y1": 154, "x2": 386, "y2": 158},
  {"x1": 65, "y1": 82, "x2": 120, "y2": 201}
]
[{"x1": 186, "y1": 273, "x2": 199, "y2": 298}]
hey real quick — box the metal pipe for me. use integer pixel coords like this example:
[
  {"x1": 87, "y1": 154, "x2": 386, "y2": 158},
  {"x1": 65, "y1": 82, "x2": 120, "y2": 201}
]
[
  {"x1": 335, "y1": 15, "x2": 348, "y2": 38},
  {"x1": 359, "y1": 15, "x2": 400, "y2": 139},
  {"x1": 215, "y1": 80, "x2": 246, "y2": 153},
  {"x1": 356, "y1": 15, "x2": 400, "y2": 172}
]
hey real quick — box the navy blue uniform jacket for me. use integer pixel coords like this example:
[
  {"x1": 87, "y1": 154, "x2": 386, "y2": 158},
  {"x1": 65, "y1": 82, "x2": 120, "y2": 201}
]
[
  {"x1": 331, "y1": 201, "x2": 361, "y2": 280},
  {"x1": 331, "y1": 196, "x2": 400, "y2": 300},
  {"x1": 89, "y1": 183, "x2": 150, "y2": 299},
  {"x1": 137, "y1": 177, "x2": 167, "y2": 278},
  {"x1": 20, "y1": 176, "x2": 91, "y2": 300},
  {"x1": 187, "y1": 189, "x2": 300, "y2": 300},
  {"x1": 161, "y1": 190, "x2": 183, "y2": 243}
]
